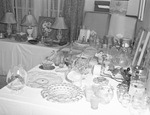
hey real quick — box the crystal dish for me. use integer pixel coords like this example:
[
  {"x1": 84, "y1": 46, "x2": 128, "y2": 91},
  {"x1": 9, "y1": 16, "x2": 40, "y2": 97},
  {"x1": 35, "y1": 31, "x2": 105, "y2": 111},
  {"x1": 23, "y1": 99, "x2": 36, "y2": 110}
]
[{"x1": 41, "y1": 83, "x2": 84, "y2": 103}]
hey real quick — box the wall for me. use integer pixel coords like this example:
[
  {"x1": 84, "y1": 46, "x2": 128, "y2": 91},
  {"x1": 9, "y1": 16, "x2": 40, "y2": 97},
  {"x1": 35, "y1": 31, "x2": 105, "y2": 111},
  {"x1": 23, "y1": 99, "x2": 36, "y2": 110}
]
[
  {"x1": 84, "y1": 0, "x2": 150, "y2": 32},
  {"x1": 84, "y1": 0, "x2": 94, "y2": 11},
  {"x1": 134, "y1": 0, "x2": 150, "y2": 38},
  {"x1": 143, "y1": 0, "x2": 150, "y2": 31}
]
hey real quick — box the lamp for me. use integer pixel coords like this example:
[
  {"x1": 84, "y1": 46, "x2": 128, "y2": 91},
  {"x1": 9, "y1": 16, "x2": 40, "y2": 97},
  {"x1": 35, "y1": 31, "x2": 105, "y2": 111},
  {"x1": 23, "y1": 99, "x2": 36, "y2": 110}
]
[
  {"x1": 21, "y1": 11, "x2": 37, "y2": 40},
  {"x1": 51, "y1": 16, "x2": 68, "y2": 42},
  {"x1": 0, "y1": 11, "x2": 17, "y2": 36}
]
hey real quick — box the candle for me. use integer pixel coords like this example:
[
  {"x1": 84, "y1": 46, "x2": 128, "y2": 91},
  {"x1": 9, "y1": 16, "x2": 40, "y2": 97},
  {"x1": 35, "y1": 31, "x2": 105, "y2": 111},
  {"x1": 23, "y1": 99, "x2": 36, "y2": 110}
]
[
  {"x1": 132, "y1": 30, "x2": 144, "y2": 66},
  {"x1": 137, "y1": 32, "x2": 150, "y2": 66}
]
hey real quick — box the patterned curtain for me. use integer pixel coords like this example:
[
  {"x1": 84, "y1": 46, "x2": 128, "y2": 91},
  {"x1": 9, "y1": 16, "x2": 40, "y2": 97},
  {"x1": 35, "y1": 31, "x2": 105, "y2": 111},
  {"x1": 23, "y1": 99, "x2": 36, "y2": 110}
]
[
  {"x1": 63, "y1": 0, "x2": 85, "y2": 42},
  {"x1": 0, "y1": 0, "x2": 13, "y2": 32}
]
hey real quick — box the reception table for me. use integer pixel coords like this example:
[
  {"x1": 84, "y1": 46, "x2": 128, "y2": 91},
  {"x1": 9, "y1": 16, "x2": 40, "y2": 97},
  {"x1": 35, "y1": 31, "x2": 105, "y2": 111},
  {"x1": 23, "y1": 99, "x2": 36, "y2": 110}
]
[
  {"x1": 0, "y1": 39, "x2": 59, "y2": 75},
  {"x1": 0, "y1": 65, "x2": 149, "y2": 115}
]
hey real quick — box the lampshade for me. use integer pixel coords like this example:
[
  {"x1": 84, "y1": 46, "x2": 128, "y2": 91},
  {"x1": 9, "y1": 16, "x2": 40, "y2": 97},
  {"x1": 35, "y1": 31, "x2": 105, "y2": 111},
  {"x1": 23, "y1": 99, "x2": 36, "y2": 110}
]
[
  {"x1": 21, "y1": 11, "x2": 37, "y2": 27},
  {"x1": 0, "y1": 12, "x2": 17, "y2": 24},
  {"x1": 51, "y1": 17, "x2": 68, "y2": 30}
]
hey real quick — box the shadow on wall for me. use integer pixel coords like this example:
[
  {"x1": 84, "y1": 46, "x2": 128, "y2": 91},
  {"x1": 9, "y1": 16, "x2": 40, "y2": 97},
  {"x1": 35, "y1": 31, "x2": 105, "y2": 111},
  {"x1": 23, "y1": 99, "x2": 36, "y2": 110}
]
[{"x1": 0, "y1": 75, "x2": 7, "y2": 89}]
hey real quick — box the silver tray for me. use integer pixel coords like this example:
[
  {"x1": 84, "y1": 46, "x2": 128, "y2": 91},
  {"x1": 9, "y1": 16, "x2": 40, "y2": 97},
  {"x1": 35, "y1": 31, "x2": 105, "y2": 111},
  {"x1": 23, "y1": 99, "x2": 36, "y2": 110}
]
[{"x1": 41, "y1": 83, "x2": 84, "y2": 103}]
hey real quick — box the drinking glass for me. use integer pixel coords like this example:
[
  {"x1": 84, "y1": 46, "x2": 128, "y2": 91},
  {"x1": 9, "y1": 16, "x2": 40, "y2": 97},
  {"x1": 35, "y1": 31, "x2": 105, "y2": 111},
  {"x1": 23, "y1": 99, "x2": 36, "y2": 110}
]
[
  {"x1": 117, "y1": 83, "x2": 131, "y2": 108},
  {"x1": 90, "y1": 96, "x2": 100, "y2": 110},
  {"x1": 129, "y1": 93, "x2": 149, "y2": 115}
]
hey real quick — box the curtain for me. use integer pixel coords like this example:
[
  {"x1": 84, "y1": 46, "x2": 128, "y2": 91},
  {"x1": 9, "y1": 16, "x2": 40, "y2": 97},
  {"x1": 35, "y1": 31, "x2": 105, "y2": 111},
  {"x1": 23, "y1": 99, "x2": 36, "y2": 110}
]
[
  {"x1": 0, "y1": 0, "x2": 13, "y2": 32},
  {"x1": 34, "y1": 0, "x2": 65, "y2": 19},
  {"x1": 63, "y1": 0, "x2": 85, "y2": 42}
]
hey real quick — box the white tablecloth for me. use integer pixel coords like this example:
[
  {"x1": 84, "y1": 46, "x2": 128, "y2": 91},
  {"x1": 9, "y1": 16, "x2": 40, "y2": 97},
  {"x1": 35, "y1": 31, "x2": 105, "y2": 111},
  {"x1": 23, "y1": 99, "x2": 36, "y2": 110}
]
[
  {"x1": 0, "y1": 65, "x2": 149, "y2": 115},
  {"x1": 0, "y1": 39, "x2": 58, "y2": 75}
]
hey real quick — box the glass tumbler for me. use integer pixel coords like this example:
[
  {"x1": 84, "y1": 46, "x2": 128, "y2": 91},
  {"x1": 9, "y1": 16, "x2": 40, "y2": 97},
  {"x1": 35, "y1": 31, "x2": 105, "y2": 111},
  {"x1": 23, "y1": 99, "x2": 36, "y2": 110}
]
[
  {"x1": 129, "y1": 93, "x2": 149, "y2": 115},
  {"x1": 90, "y1": 96, "x2": 99, "y2": 110},
  {"x1": 117, "y1": 83, "x2": 131, "y2": 108},
  {"x1": 117, "y1": 83, "x2": 129, "y2": 102}
]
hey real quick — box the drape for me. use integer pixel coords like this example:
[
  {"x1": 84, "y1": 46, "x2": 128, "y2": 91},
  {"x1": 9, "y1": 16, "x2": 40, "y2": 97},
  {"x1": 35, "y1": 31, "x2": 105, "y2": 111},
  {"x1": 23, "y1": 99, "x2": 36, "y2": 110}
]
[
  {"x1": 33, "y1": 0, "x2": 65, "y2": 38},
  {"x1": 0, "y1": 0, "x2": 13, "y2": 32},
  {"x1": 34, "y1": 0, "x2": 64, "y2": 18},
  {"x1": 13, "y1": 0, "x2": 34, "y2": 33},
  {"x1": 63, "y1": 0, "x2": 85, "y2": 42}
]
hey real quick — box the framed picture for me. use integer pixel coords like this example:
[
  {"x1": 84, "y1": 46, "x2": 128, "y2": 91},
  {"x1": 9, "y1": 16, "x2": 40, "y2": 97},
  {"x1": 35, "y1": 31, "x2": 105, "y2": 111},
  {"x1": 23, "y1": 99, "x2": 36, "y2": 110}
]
[
  {"x1": 38, "y1": 16, "x2": 57, "y2": 39},
  {"x1": 110, "y1": 0, "x2": 128, "y2": 14},
  {"x1": 132, "y1": 28, "x2": 150, "y2": 66}
]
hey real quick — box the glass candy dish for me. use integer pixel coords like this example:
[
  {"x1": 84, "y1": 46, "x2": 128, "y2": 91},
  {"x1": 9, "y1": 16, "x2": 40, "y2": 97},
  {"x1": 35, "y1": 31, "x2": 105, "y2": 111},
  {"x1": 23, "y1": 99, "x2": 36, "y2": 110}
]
[{"x1": 41, "y1": 83, "x2": 84, "y2": 103}]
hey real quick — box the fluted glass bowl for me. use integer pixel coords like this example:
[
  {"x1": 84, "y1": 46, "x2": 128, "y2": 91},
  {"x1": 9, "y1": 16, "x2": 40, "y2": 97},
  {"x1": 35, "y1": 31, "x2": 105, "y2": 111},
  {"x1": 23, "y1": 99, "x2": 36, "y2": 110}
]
[{"x1": 41, "y1": 83, "x2": 84, "y2": 103}]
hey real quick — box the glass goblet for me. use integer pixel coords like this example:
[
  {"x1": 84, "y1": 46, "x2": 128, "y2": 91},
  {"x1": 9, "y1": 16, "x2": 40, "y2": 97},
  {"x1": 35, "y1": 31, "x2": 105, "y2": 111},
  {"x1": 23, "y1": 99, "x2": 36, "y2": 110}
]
[{"x1": 6, "y1": 65, "x2": 27, "y2": 93}]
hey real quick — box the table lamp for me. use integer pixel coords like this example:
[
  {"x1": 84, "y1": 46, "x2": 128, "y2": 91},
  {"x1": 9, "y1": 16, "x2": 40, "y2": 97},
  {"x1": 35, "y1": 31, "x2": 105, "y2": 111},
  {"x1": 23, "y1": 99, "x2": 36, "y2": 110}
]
[
  {"x1": 51, "y1": 16, "x2": 68, "y2": 42},
  {"x1": 21, "y1": 11, "x2": 37, "y2": 40},
  {"x1": 0, "y1": 11, "x2": 17, "y2": 36}
]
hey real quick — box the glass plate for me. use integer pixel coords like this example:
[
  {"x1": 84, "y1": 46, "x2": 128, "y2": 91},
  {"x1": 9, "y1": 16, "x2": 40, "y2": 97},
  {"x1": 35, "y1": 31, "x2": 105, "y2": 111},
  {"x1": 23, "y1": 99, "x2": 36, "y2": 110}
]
[
  {"x1": 41, "y1": 83, "x2": 84, "y2": 103},
  {"x1": 27, "y1": 71, "x2": 63, "y2": 88}
]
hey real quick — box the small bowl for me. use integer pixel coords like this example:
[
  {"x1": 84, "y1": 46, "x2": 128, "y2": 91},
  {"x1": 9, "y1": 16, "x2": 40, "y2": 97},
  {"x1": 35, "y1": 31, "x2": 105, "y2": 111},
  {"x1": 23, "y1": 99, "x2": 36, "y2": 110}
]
[
  {"x1": 59, "y1": 41, "x2": 68, "y2": 46},
  {"x1": 39, "y1": 65, "x2": 55, "y2": 70},
  {"x1": 28, "y1": 39, "x2": 39, "y2": 44},
  {"x1": 44, "y1": 41, "x2": 53, "y2": 47}
]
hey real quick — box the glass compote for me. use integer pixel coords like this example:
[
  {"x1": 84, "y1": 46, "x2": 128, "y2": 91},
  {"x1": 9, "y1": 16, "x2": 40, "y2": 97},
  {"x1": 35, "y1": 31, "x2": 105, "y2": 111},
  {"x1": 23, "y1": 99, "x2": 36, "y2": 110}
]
[{"x1": 6, "y1": 65, "x2": 27, "y2": 93}]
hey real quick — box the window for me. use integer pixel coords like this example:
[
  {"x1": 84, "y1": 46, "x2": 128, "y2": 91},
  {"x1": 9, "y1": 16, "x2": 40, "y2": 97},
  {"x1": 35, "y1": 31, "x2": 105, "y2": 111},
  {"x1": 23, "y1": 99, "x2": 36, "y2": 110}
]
[
  {"x1": 12, "y1": 0, "x2": 34, "y2": 32},
  {"x1": 43, "y1": 0, "x2": 65, "y2": 17},
  {"x1": 12, "y1": 0, "x2": 64, "y2": 32}
]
